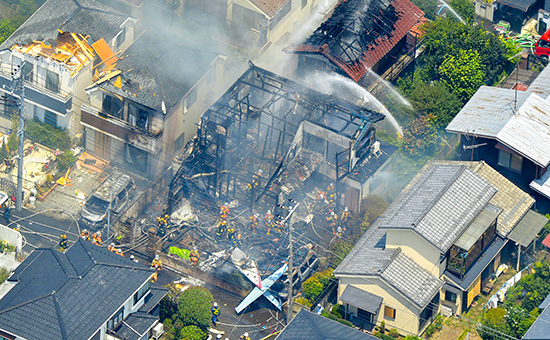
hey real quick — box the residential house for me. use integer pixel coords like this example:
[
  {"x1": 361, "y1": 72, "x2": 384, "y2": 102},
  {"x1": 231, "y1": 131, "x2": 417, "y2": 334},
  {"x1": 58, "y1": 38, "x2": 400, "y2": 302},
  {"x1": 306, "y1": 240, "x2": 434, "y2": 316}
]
[
  {"x1": 226, "y1": 0, "x2": 318, "y2": 52},
  {"x1": 287, "y1": 0, "x2": 426, "y2": 82},
  {"x1": 81, "y1": 29, "x2": 225, "y2": 178},
  {"x1": 446, "y1": 64, "x2": 550, "y2": 207},
  {"x1": 0, "y1": 238, "x2": 167, "y2": 340},
  {"x1": 276, "y1": 309, "x2": 379, "y2": 340},
  {"x1": 0, "y1": 0, "x2": 136, "y2": 135},
  {"x1": 335, "y1": 161, "x2": 547, "y2": 336}
]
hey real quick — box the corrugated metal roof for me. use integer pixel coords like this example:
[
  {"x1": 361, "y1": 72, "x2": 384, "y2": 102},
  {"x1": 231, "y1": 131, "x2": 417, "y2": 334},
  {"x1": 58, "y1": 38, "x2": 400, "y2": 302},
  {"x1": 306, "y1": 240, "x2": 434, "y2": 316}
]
[
  {"x1": 496, "y1": 93, "x2": 550, "y2": 167},
  {"x1": 446, "y1": 86, "x2": 531, "y2": 138},
  {"x1": 507, "y1": 210, "x2": 549, "y2": 247},
  {"x1": 527, "y1": 64, "x2": 550, "y2": 99},
  {"x1": 340, "y1": 285, "x2": 383, "y2": 314},
  {"x1": 530, "y1": 169, "x2": 550, "y2": 199},
  {"x1": 455, "y1": 204, "x2": 501, "y2": 250}
]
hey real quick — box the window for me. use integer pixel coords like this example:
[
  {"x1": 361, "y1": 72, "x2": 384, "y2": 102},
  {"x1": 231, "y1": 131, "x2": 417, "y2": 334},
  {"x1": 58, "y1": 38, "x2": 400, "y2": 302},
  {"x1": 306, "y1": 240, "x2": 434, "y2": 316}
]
[
  {"x1": 133, "y1": 280, "x2": 150, "y2": 306},
  {"x1": 185, "y1": 88, "x2": 197, "y2": 110},
  {"x1": 384, "y1": 306, "x2": 396, "y2": 319},
  {"x1": 23, "y1": 62, "x2": 33, "y2": 83},
  {"x1": 174, "y1": 133, "x2": 185, "y2": 152},
  {"x1": 45, "y1": 69, "x2": 59, "y2": 93},
  {"x1": 107, "y1": 307, "x2": 124, "y2": 330},
  {"x1": 116, "y1": 26, "x2": 126, "y2": 49},
  {"x1": 302, "y1": 0, "x2": 307, "y2": 8},
  {"x1": 128, "y1": 103, "x2": 150, "y2": 131},
  {"x1": 498, "y1": 149, "x2": 522, "y2": 172},
  {"x1": 44, "y1": 110, "x2": 58, "y2": 128},
  {"x1": 102, "y1": 94, "x2": 123, "y2": 119},
  {"x1": 445, "y1": 290, "x2": 457, "y2": 303}
]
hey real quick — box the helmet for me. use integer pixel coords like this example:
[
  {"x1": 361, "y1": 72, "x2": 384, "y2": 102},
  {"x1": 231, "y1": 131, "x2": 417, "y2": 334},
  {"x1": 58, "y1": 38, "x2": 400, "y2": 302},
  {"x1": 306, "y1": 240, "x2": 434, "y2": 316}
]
[
  {"x1": 331, "y1": 211, "x2": 335, "y2": 216},
  {"x1": 96, "y1": 231, "x2": 101, "y2": 236},
  {"x1": 337, "y1": 227, "x2": 342, "y2": 232},
  {"x1": 110, "y1": 243, "x2": 115, "y2": 247},
  {"x1": 244, "y1": 333, "x2": 249, "y2": 337},
  {"x1": 155, "y1": 254, "x2": 159, "y2": 260},
  {"x1": 130, "y1": 255, "x2": 135, "y2": 260},
  {"x1": 225, "y1": 202, "x2": 229, "y2": 206},
  {"x1": 345, "y1": 207, "x2": 348, "y2": 212},
  {"x1": 267, "y1": 210, "x2": 271, "y2": 214},
  {"x1": 258, "y1": 169, "x2": 263, "y2": 174},
  {"x1": 214, "y1": 302, "x2": 218, "y2": 307},
  {"x1": 318, "y1": 304, "x2": 321, "y2": 307},
  {"x1": 216, "y1": 335, "x2": 222, "y2": 339},
  {"x1": 255, "y1": 213, "x2": 259, "y2": 217},
  {"x1": 193, "y1": 246, "x2": 197, "y2": 251}
]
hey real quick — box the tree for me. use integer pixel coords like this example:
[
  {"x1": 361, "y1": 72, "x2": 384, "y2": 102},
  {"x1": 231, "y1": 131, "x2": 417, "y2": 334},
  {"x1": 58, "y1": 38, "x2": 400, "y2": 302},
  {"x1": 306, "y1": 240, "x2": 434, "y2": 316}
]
[
  {"x1": 56, "y1": 150, "x2": 76, "y2": 174},
  {"x1": 0, "y1": 20, "x2": 14, "y2": 45},
  {"x1": 400, "y1": 79, "x2": 462, "y2": 129},
  {"x1": 329, "y1": 239, "x2": 354, "y2": 266},
  {"x1": 478, "y1": 307, "x2": 511, "y2": 340},
  {"x1": 402, "y1": 114, "x2": 439, "y2": 157},
  {"x1": 180, "y1": 325, "x2": 207, "y2": 340},
  {"x1": 506, "y1": 306, "x2": 537, "y2": 338},
  {"x1": 410, "y1": 0, "x2": 438, "y2": 20},
  {"x1": 450, "y1": 0, "x2": 475, "y2": 22},
  {"x1": 178, "y1": 287, "x2": 214, "y2": 331},
  {"x1": 439, "y1": 49, "x2": 485, "y2": 103},
  {"x1": 302, "y1": 275, "x2": 323, "y2": 301}
]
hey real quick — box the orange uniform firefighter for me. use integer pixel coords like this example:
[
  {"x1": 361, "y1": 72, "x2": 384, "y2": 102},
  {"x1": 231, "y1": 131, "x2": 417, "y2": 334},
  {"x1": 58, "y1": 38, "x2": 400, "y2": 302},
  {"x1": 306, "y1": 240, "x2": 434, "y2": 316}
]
[
  {"x1": 217, "y1": 219, "x2": 227, "y2": 237},
  {"x1": 80, "y1": 229, "x2": 90, "y2": 240},
  {"x1": 249, "y1": 214, "x2": 259, "y2": 233},
  {"x1": 327, "y1": 211, "x2": 338, "y2": 232},
  {"x1": 265, "y1": 210, "x2": 274, "y2": 235},
  {"x1": 189, "y1": 247, "x2": 199, "y2": 266},
  {"x1": 91, "y1": 231, "x2": 102, "y2": 246},
  {"x1": 327, "y1": 183, "x2": 336, "y2": 203}
]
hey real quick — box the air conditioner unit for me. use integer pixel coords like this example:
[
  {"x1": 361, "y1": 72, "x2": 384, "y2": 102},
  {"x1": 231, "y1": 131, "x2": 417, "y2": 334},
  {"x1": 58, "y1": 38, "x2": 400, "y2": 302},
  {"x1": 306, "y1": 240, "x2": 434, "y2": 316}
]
[{"x1": 152, "y1": 323, "x2": 164, "y2": 339}]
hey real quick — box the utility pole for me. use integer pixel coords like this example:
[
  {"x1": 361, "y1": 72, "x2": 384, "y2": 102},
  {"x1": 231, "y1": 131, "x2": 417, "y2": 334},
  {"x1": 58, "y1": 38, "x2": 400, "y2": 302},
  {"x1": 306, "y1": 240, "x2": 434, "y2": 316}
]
[
  {"x1": 285, "y1": 201, "x2": 299, "y2": 324},
  {"x1": 106, "y1": 192, "x2": 112, "y2": 246},
  {"x1": 11, "y1": 62, "x2": 25, "y2": 212}
]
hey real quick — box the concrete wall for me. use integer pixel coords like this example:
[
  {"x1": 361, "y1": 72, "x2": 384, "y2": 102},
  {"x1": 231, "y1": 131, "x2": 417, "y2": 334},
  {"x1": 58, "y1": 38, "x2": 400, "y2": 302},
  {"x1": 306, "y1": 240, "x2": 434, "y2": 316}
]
[
  {"x1": 474, "y1": 0, "x2": 495, "y2": 21},
  {"x1": 385, "y1": 229, "x2": 445, "y2": 277},
  {"x1": 0, "y1": 224, "x2": 22, "y2": 254},
  {"x1": 338, "y1": 276, "x2": 422, "y2": 336}
]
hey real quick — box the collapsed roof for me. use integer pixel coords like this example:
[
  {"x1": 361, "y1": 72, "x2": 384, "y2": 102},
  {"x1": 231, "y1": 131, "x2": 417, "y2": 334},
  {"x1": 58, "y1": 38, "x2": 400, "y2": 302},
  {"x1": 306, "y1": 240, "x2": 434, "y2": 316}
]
[
  {"x1": 288, "y1": 0, "x2": 425, "y2": 81},
  {"x1": 0, "y1": 0, "x2": 130, "y2": 51},
  {"x1": 168, "y1": 63, "x2": 385, "y2": 212},
  {"x1": 92, "y1": 29, "x2": 220, "y2": 113}
]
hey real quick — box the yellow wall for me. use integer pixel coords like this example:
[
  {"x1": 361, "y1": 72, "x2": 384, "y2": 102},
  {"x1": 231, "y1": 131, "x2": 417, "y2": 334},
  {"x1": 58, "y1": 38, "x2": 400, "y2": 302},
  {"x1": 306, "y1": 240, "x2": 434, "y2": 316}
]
[
  {"x1": 338, "y1": 276, "x2": 423, "y2": 336},
  {"x1": 467, "y1": 276, "x2": 481, "y2": 307},
  {"x1": 385, "y1": 230, "x2": 445, "y2": 277}
]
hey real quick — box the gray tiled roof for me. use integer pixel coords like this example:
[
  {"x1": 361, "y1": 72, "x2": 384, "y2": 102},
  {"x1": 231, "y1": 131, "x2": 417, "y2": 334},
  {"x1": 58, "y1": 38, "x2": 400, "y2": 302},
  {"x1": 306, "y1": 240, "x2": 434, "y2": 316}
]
[
  {"x1": 379, "y1": 164, "x2": 497, "y2": 252},
  {"x1": 0, "y1": 239, "x2": 154, "y2": 340},
  {"x1": 0, "y1": 0, "x2": 129, "y2": 50},
  {"x1": 115, "y1": 312, "x2": 158, "y2": 340},
  {"x1": 523, "y1": 295, "x2": 550, "y2": 339},
  {"x1": 380, "y1": 249, "x2": 443, "y2": 308},
  {"x1": 340, "y1": 285, "x2": 383, "y2": 314},
  {"x1": 276, "y1": 310, "x2": 379, "y2": 340},
  {"x1": 99, "y1": 29, "x2": 220, "y2": 113}
]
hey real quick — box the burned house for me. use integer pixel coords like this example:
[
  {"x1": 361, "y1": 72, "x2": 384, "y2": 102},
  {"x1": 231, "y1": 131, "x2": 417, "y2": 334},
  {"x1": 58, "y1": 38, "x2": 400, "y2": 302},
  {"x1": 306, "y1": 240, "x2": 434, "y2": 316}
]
[
  {"x1": 287, "y1": 0, "x2": 425, "y2": 82},
  {"x1": 82, "y1": 29, "x2": 225, "y2": 178},
  {"x1": 0, "y1": 0, "x2": 136, "y2": 133},
  {"x1": 168, "y1": 64, "x2": 393, "y2": 214}
]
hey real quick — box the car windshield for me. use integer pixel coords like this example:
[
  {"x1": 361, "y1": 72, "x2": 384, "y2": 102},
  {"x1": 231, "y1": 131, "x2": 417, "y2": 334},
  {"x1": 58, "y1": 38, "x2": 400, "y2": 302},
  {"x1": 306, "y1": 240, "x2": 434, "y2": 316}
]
[{"x1": 84, "y1": 196, "x2": 109, "y2": 214}]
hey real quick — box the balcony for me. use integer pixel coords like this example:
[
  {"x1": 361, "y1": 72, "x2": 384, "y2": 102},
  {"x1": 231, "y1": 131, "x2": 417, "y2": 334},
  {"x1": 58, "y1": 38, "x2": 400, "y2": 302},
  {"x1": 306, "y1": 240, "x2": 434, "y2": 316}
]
[
  {"x1": 0, "y1": 71, "x2": 72, "y2": 115},
  {"x1": 81, "y1": 103, "x2": 163, "y2": 154}
]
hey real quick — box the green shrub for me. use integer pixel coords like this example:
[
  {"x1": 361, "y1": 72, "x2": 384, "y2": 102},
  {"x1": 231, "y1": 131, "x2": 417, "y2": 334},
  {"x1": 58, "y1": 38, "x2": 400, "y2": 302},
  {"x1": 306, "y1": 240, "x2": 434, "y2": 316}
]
[
  {"x1": 56, "y1": 150, "x2": 76, "y2": 174},
  {"x1": 373, "y1": 331, "x2": 396, "y2": 340},
  {"x1": 0, "y1": 267, "x2": 9, "y2": 284},
  {"x1": 389, "y1": 328, "x2": 399, "y2": 338},
  {"x1": 320, "y1": 310, "x2": 353, "y2": 327},
  {"x1": 178, "y1": 287, "x2": 214, "y2": 331},
  {"x1": 303, "y1": 276, "x2": 323, "y2": 301},
  {"x1": 180, "y1": 325, "x2": 207, "y2": 340},
  {"x1": 404, "y1": 336, "x2": 422, "y2": 340},
  {"x1": 331, "y1": 304, "x2": 345, "y2": 319},
  {"x1": 295, "y1": 296, "x2": 312, "y2": 307},
  {"x1": 7, "y1": 134, "x2": 17, "y2": 154},
  {"x1": 25, "y1": 118, "x2": 71, "y2": 150}
]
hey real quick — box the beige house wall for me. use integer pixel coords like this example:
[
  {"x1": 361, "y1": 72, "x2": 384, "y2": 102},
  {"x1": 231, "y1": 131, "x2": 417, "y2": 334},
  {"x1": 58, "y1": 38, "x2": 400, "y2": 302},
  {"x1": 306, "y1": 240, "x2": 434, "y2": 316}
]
[
  {"x1": 338, "y1": 276, "x2": 423, "y2": 336},
  {"x1": 385, "y1": 229, "x2": 445, "y2": 277}
]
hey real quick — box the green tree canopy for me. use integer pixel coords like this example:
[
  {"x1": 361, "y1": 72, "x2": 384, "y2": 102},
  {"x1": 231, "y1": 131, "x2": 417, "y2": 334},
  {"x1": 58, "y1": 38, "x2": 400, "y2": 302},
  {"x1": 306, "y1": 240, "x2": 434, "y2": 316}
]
[
  {"x1": 450, "y1": 0, "x2": 475, "y2": 22},
  {"x1": 178, "y1": 287, "x2": 214, "y2": 331},
  {"x1": 402, "y1": 114, "x2": 439, "y2": 157},
  {"x1": 439, "y1": 49, "x2": 485, "y2": 102},
  {"x1": 180, "y1": 325, "x2": 207, "y2": 340},
  {"x1": 478, "y1": 307, "x2": 510, "y2": 340}
]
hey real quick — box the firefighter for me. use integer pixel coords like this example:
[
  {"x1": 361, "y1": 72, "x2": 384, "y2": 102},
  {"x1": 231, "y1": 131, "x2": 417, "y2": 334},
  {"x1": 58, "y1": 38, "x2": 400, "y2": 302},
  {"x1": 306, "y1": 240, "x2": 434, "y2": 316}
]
[
  {"x1": 59, "y1": 234, "x2": 68, "y2": 251},
  {"x1": 340, "y1": 207, "x2": 350, "y2": 231},
  {"x1": 327, "y1": 183, "x2": 336, "y2": 204},
  {"x1": 335, "y1": 226, "x2": 343, "y2": 238},
  {"x1": 236, "y1": 232, "x2": 242, "y2": 247},
  {"x1": 265, "y1": 210, "x2": 274, "y2": 235},
  {"x1": 80, "y1": 229, "x2": 90, "y2": 240},
  {"x1": 91, "y1": 231, "x2": 102, "y2": 246},
  {"x1": 108, "y1": 243, "x2": 115, "y2": 252},
  {"x1": 211, "y1": 302, "x2": 220, "y2": 326},
  {"x1": 240, "y1": 333, "x2": 251, "y2": 340},
  {"x1": 151, "y1": 255, "x2": 163, "y2": 282},
  {"x1": 189, "y1": 247, "x2": 200, "y2": 266},
  {"x1": 316, "y1": 190, "x2": 327, "y2": 204},
  {"x1": 227, "y1": 226, "x2": 236, "y2": 243},
  {"x1": 217, "y1": 219, "x2": 227, "y2": 237},
  {"x1": 326, "y1": 211, "x2": 338, "y2": 232},
  {"x1": 220, "y1": 203, "x2": 229, "y2": 220},
  {"x1": 249, "y1": 213, "x2": 259, "y2": 233}
]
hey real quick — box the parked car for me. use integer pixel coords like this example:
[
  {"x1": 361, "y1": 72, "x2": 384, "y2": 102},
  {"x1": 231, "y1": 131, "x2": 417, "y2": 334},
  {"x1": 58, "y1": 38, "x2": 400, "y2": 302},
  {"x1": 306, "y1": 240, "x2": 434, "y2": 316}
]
[{"x1": 80, "y1": 170, "x2": 135, "y2": 229}]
